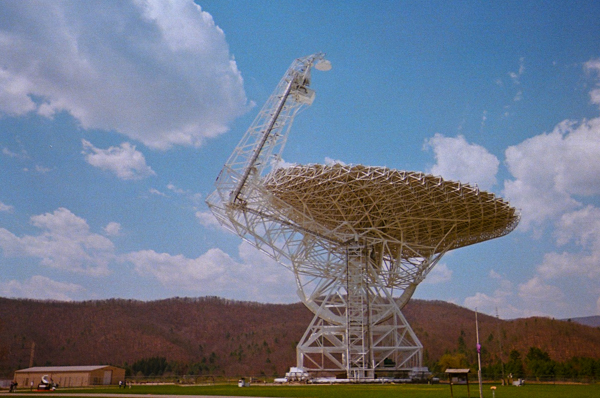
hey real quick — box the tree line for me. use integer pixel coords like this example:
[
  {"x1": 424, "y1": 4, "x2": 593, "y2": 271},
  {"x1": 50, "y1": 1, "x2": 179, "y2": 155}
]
[
  {"x1": 430, "y1": 330, "x2": 600, "y2": 381},
  {"x1": 123, "y1": 355, "x2": 220, "y2": 378}
]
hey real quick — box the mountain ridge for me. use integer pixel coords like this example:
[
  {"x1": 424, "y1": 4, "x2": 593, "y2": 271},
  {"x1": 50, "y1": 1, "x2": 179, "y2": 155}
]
[
  {"x1": 563, "y1": 315, "x2": 600, "y2": 328},
  {"x1": 1, "y1": 297, "x2": 599, "y2": 378}
]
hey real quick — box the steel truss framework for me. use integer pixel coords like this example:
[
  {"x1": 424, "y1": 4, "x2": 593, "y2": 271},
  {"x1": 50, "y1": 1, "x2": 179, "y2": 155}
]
[{"x1": 206, "y1": 54, "x2": 520, "y2": 380}]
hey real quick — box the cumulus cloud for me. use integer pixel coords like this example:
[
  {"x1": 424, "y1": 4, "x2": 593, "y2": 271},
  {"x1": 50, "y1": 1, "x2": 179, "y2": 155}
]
[
  {"x1": 489, "y1": 59, "x2": 600, "y2": 318},
  {"x1": 512, "y1": 276, "x2": 569, "y2": 317},
  {"x1": 498, "y1": 59, "x2": 600, "y2": 317},
  {"x1": 424, "y1": 133, "x2": 499, "y2": 190},
  {"x1": 585, "y1": 59, "x2": 600, "y2": 107},
  {"x1": 503, "y1": 118, "x2": 600, "y2": 229},
  {"x1": 0, "y1": 275, "x2": 85, "y2": 301},
  {"x1": 0, "y1": 201, "x2": 13, "y2": 212},
  {"x1": 125, "y1": 248, "x2": 229, "y2": 288},
  {"x1": 422, "y1": 263, "x2": 452, "y2": 285},
  {"x1": 236, "y1": 242, "x2": 297, "y2": 302},
  {"x1": 464, "y1": 292, "x2": 505, "y2": 314},
  {"x1": 500, "y1": 118, "x2": 600, "y2": 317},
  {"x1": 464, "y1": 271, "x2": 548, "y2": 319},
  {"x1": 518, "y1": 276, "x2": 564, "y2": 302},
  {"x1": 0, "y1": 207, "x2": 115, "y2": 275},
  {"x1": 81, "y1": 139, "x2": 155, "y2": 180},
  {"x1": 0, "y1": 0, "x2": 248, "y2": 149},
  {"x1": 103, "y1": 222, "x2": 122, "y2": 236},
  {"x1": 195, "y1": 210, "x2": 221, "y2": 229},
  {"x1": 537, "y1": 251, "x2": 600, "y2": 280},
  {"x1": 124, "y1": 241, "x2": 296, "y2": 302},
  {"x1": 555, "y1": 205, "x2": 600, "y2": 249},
  {"x1": 533, "y1": 206, "x2": 600, "y2": 282}
]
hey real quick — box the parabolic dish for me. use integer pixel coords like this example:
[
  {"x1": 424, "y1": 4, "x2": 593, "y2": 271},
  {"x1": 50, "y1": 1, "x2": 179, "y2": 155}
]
[{"x1": 264, "y1": 164, "x2": 520, "y2": 255}]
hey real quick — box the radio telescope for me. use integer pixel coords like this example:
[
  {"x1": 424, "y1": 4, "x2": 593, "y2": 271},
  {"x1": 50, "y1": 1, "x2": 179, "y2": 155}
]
[{"x1": 206, "y1": 53, "x2": 519, "y2": 380}]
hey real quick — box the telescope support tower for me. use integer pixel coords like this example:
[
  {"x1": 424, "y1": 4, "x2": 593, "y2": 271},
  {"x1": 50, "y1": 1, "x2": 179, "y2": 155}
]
[{"x1": 207, "y1": 53, "x2": 520, "y2": 381}]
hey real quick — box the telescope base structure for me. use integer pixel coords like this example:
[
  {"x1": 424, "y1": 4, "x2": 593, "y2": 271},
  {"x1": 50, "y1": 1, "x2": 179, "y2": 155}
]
[
  {"x1": 295, "y1": 246, "x2": 423, "y2": 380},
  {"x1": 297, "y1": 301, "x2": 423, "y2": 379}
]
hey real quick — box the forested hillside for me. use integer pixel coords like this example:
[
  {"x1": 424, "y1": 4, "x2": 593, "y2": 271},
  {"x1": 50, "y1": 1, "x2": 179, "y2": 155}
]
[{"x1": 1, "y1": 297, "x2": 599, "y2": 379}]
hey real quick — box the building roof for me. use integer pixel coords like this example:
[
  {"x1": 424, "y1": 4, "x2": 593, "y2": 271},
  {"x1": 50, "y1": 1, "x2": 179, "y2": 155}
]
[
  {"x1": 15, "y1": 365, "x2": 116, "y2": 373},
  {"x1": 445, "y1": 368, "x2": 471, "y2": 374}
]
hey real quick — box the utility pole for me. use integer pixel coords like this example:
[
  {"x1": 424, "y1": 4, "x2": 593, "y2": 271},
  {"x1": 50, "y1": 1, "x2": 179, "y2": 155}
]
[
  {"x1": 496, "y1": 307, "x2": 506, "y2": 385},
  {"x1": 476, "y1": 310, "x2": 483, "y2": 398},
  {"x1": 29, "y1": 342, "x2": 35, "y2": 368}
]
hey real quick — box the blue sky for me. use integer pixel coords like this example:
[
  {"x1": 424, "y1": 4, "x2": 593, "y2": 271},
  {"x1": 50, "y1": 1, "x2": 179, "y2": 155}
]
[{"x1": 1, "y1": 0, "x2": 600, "y2": 319}]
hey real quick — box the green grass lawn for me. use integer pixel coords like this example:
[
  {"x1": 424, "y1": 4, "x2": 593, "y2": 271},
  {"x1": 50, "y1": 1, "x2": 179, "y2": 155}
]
[{"x1": 46, "y1": 382, "x2": 600, "y2": 398}]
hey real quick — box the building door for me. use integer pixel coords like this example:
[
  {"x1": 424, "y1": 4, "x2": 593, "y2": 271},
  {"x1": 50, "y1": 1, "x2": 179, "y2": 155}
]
[{"x1": 103, "y1": 371, "x2": 112, "y2": 385}]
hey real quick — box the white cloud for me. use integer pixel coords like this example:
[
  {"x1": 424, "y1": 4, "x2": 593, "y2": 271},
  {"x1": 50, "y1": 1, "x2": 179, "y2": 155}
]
[
  {"x1": 0, "y1": 275, "x2": 85, "y2": 301},
  {"x1": 508, "y1": 57, "x2": 525, "y2": 85},
  {"x1": 422, "y1": 263, "x2": 452, "y2": 284},
  {"x1": 585, "y1": 58, "x2": 600, "y2": 107},
  {"x1": 424, "y1": 133, "x2": 499, "y2": 190},
  {"x1": 0, "y1": 207, "x2": 115, "y2": 275},
  {"x1": 270, "y1": 156, "x2": 297, "y2": 171},
  {"x1": 0, "y1": 201, "x2": 13, "y2": 212},
  {"x1": 0, "y1": 0, "x2": 248, "y2": 149},
  {"x1": 518, "y1": 276, "x2": 564, "y2": 302},
  {"x1": 124, "y1": 241, "x2": 296, "y2": 302},
  {"x1": 464, "y1": 292, "x2": 503, "y2": 313},
  {"x1": 586, "y1": 58, "x2": 600, "y2": 73},
  {"x1": 464, "y1": 272, "x2": 553, "y2": 319},
  {"x1": 149, "y1": 188, "x2": 167, "y2": 197},
  {"x1": 236, "y1": 242, "x2": 297, "y2": 302},
  {"x1": 590, "y1": 88, "x2": 600, "y2": 106},
  {"x1": 82, "y1": 139, "x2": 155, "y2": 180},
  {"x1": 503, "y1": 118, "x2": 600, "y2": 229},
  {"x1": 497, "y1": 61, "x2": 600, "y2": 318},
  {"x1": 2, "y1": 146, "x2": 28, "y2": 159},
  {"x1": 103, "y1": 222, "x2": 122, "y2": 236},
  {"x1": 513, "y1": 90, "x2": 523, "y2": 102},
  {"x1": 489, "y1": 269, "x2": 503, "y2": 280},
  {"x1": 0, "y1": 69, "x2": 36, "y2": 115},
  {"x1": 195, "y1": 210, "x2": 221, "y2": 229},
  {"x1": 324, "y1": 157, "x2": 347, "y2": 166},
  {"x1": 125, "y1": 248, "x2": 229, "y2": 289},
  {"x1": 34, "y1": 165, "x2": 52, "y2": 174},
  {"x1": 480, "y1": 110, "x2": 488, "y2": 130},
  {"x1": 513, "y1": 276, "x2": 569, "y2": 317},
  {"x1": 167, "y1": 183, "x2": 186, "y2": 195},
  {"x1": 537, "y1": 250, "x2": 600, "y2": 280},
  {"x1": 463, "y1": 292, "x2": 526, "y2": 319},
  {"x1": 554, "y1": 205, "x2": 600, "y2": 249},
  {"x1": 167, "y1": 183, "x2": 202, "y2": 204}
]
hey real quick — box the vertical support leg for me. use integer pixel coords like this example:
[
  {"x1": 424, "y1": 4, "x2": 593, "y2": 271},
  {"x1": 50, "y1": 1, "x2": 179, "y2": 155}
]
[{"x1": 346, "y1": 245, "x2": 373, "y2": 379}]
